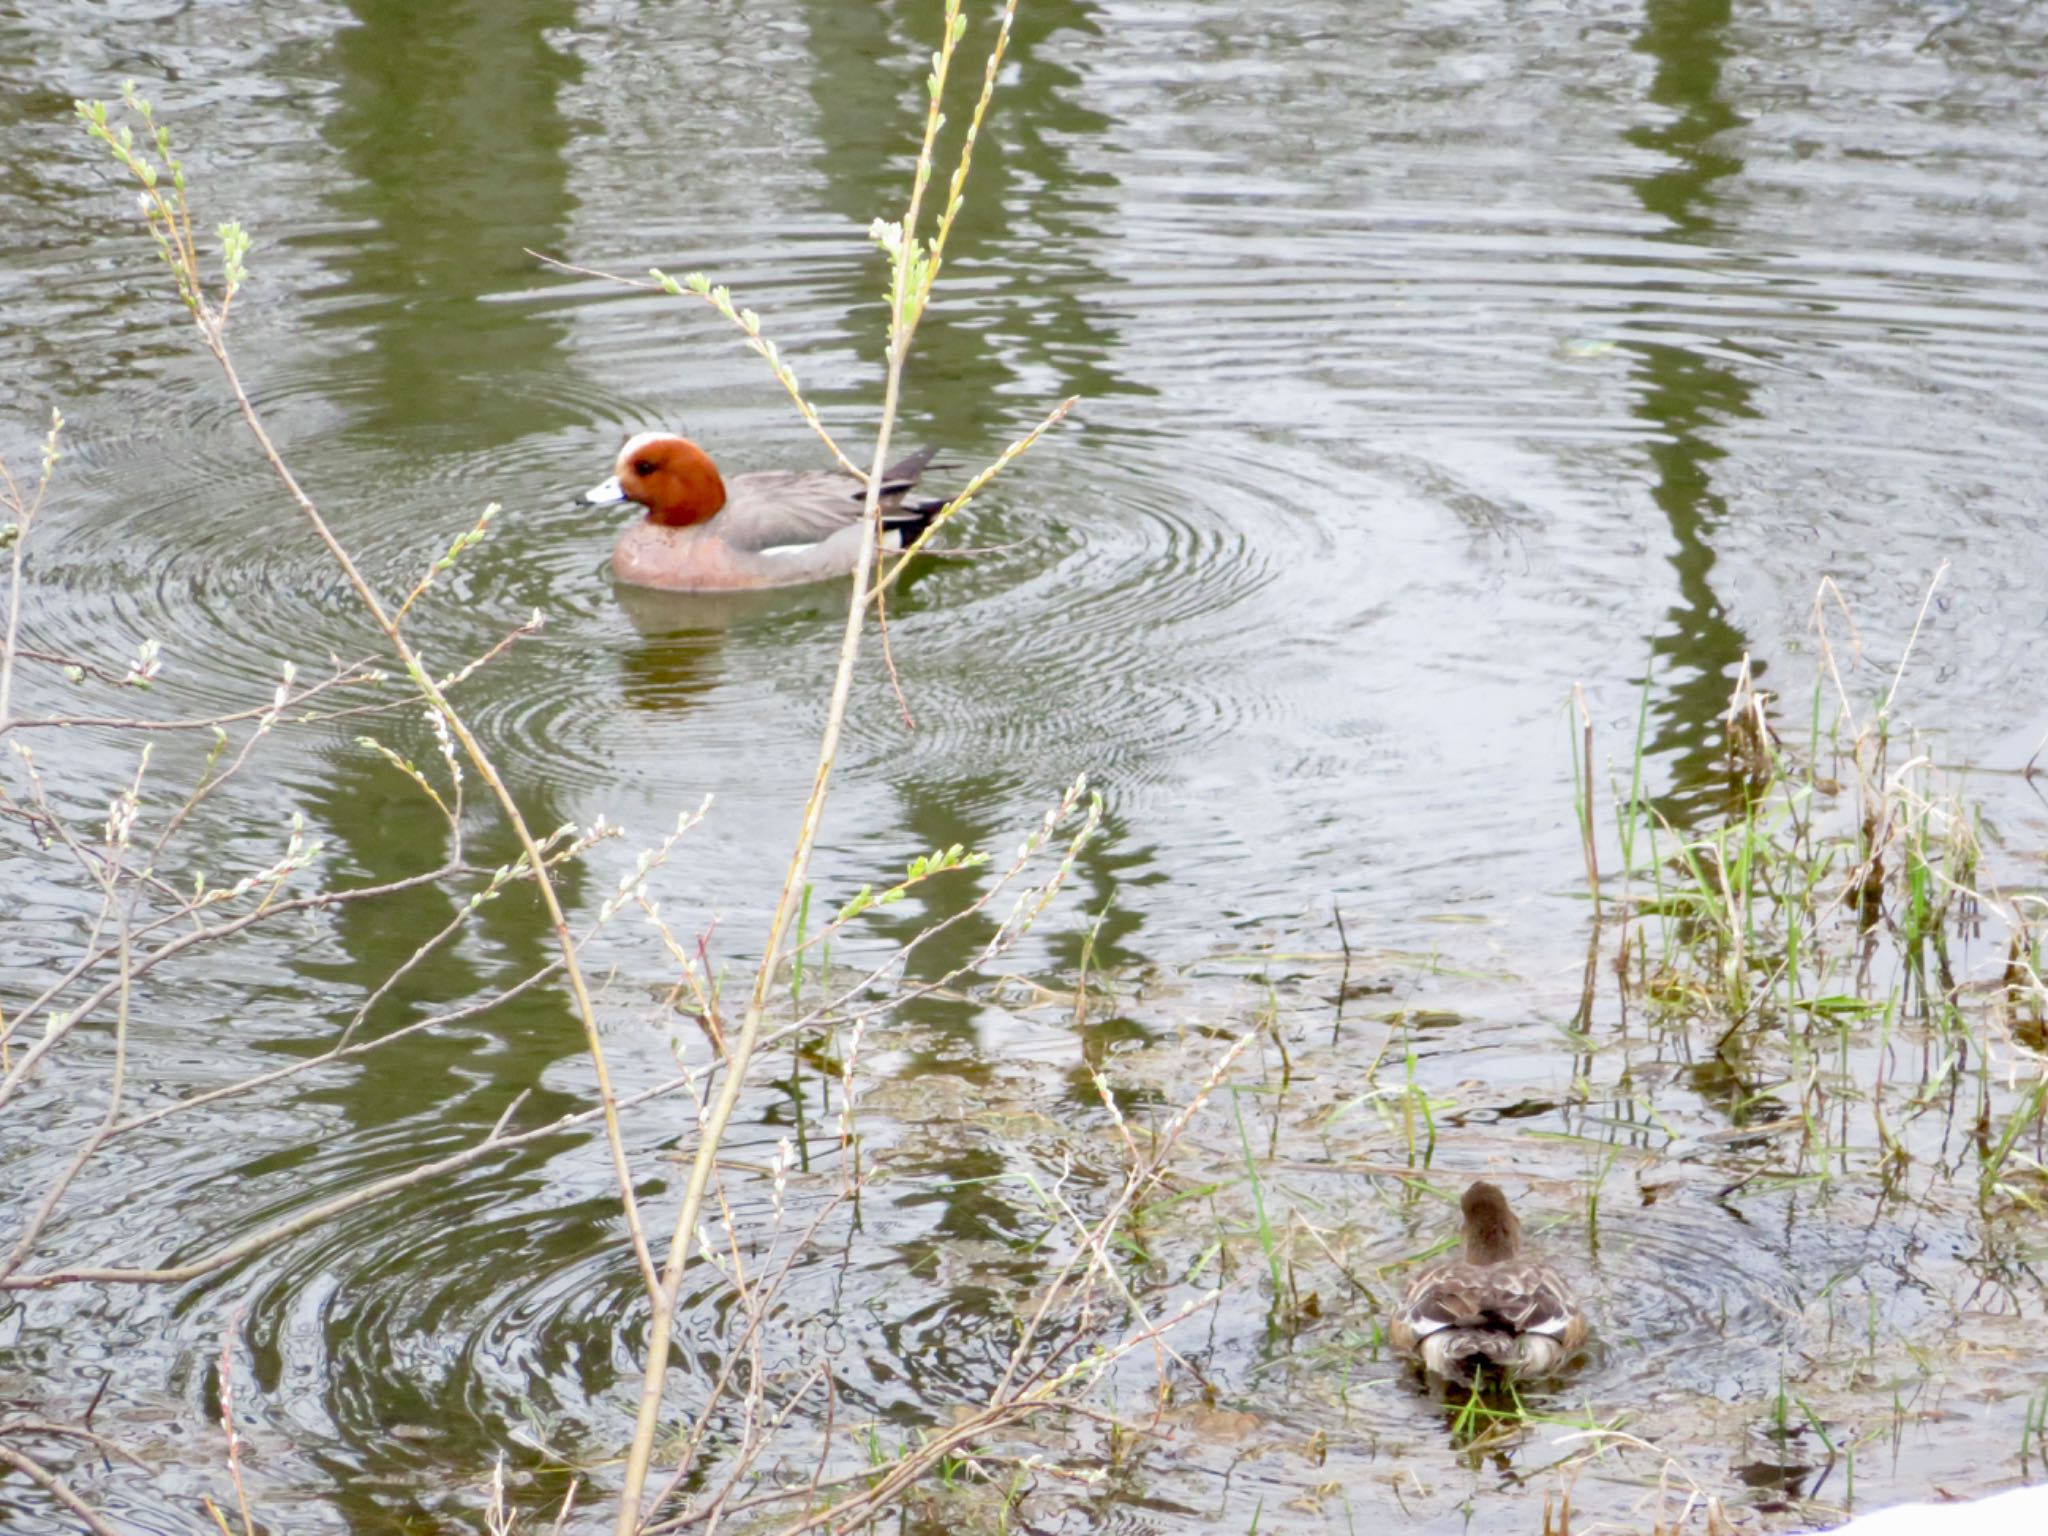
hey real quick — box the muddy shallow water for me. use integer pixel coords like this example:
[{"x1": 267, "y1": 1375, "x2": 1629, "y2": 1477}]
[{"x1": 3, "y1": 0, "x2": 2047, "y2": 1531}]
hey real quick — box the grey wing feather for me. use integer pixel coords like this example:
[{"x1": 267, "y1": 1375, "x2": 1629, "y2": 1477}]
[
  {"x1": 1501, "y1": 1263, "x2": 1583, "y2": 1342},
  {"x1": 717, "y1": 472, "x2": 868, "y2": 552},
  {"x1": 876, "y1": 445, "x2": 939, "y2": 496},
  {"x1": 719, "y1": 454, "x2": 941, "y2": 554},
  {"x1": 1391, "y1": 1260, "x2": 1476, "y2": 1349}
]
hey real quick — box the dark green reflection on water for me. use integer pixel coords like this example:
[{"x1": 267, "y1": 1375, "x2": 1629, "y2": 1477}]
[
  {"x1": 791, "y1": 0, "x2": 1164, "y2": 1016},
  {"x1": 290, "y1": 0, "x2": 601, "y2": 1154},
  {"x1": 301, "y1": 0, "x2": 583, "y2": 445},
  {"x1": 1624, "y1": 0, "x2": 1760, "y2": 819},
  {"x1": 239, "y1": 4, "x2": 622, "y2": 1526},
  {"x1": 791, "y1": 0, "x2": 1161, "y2": 1022},
  {"x1": 860, "y1": 775, "x2": 1009, "y2": 1079},
  {"x1": 1629, "y1": 0, "x2": 1745, "y2": 238},
  {"x1": 789, "y1": 0, "x2": 1161, "y2": 1367},
  {"x1": 240, "y1": 739, "x2": 607, "y2": 1532},
  {"x1": 798, "y1": 0, "x2": 1141, "y2": 455},
  {"x1": 281, "y1": 750, "x2": 489, "y2": 1131}
]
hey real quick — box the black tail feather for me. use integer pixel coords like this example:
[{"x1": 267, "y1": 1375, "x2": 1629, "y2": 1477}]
[
  {"x1": 879, "y1": 444, "x2": 939, "y2": 491},
  {"x1": 845, "y1": 446, "x2": 942, "y2": 500},
  {"x1": 871, "y1": 445, "x2": 947, "y2": 543},
  {"x1": 882, "y1": 495, "x2": 948, "y2": 541}
]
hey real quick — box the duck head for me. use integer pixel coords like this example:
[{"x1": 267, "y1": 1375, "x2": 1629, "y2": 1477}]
[
  {"x1": 584, "y1": 432, "x2": 728, "y2": 527},
  {"x1": 1460, "y1": 1181, "x2": 1523, "y2": 1264}
]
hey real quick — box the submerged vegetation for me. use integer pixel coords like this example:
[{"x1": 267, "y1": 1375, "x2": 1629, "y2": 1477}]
[{"x1": 1042, "y1": 578, "x2": 2047, "y2": 1534}]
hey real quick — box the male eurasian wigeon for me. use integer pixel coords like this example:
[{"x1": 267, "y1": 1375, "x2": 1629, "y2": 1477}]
[
  {"x1": 582, "y1": 433, "x2": 948, "y2": 592},
  {"x1": 1389, "y1": 1181, "x2": 1587, "y2": 1383}
]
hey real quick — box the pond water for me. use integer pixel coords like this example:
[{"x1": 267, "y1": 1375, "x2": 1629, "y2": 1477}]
[{"x1": 3, "y1": 0, "x2": 2047, "y2": 1531}]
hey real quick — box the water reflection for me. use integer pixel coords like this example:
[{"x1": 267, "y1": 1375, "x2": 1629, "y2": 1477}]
[
  {"x1": 236, "y1": 730, "x2": 608, "y2": 1531},
  {"x1": 303, "y1": 0, "x2": 583, "y2": 446},
  {"x1": 1625, "y1": 0, "x2": 1761, "y2": 818},
  {"x1": 609, "y1": 583, "x2": 852, "y2": 710},
  {"x1": 797, "y1": 0, "x2": 1140, "y2": 453},
  {"x1": 781, "y1": 0, "x2": 1160, "y2": 1370},
  {"x1": 6, "y1": 0, "x2": 2048, "y2": 1528},
  {"x1": 285, "y1": 748, "x2": 486, "y2": 1130}
]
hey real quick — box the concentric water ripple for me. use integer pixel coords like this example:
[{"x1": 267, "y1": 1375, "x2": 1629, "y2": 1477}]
[{"x1": 827, "y1": 428, "x2": 1318, "y2": 805}]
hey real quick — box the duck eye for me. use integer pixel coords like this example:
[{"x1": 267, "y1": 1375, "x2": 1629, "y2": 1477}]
[{"x1": 631, "y1": 459, "x2": 657, "y2": 476}]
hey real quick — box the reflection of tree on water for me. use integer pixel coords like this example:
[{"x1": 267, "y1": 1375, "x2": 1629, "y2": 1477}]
[
  {"x1": 305, "y1": 0, "x2": 582, "y2": 445},
  {"x1": 255, "y1": 724, "x2": 607, "y2": 1533},
  {"x1": 257, "y1": 6, "x2": 614, "y2": 1523},
  {"x1": 798, "y1": 0, "x2": 1143, "y2": 462},
  {"x1": 788, "y1": 0, "x2": 1160, "y2": 1351},
  {"x1": 611, "y1": 582, "x2": 858, "y2": 712},
  {"x1": 1624, "y1": 0, "x2": 1761, "y2": 821},
  {"x1": 296, "y1": 0, "x2": 598, "y2": 1143}
]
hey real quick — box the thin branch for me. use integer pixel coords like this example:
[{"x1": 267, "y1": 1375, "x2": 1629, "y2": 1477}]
[
  {"x1": 2, "y1": 1073, "x2": 692, "y2": 1290},
  {"x1": 0, "y1": 410, "x2": 65, "y2": 731},
  {"x1": 216, "y1": 1320, "x2": 257, "y2": 1536},
  {"x1": 0, "y1": 1420, "x2": 147, "y2": 1467},
  {"x1": 611, "y1": 6, "x2": 991, "y2": 1518},
  {"x1": 0, "y1": 903, "x2": 132, "y2": 1285},
  {"x1": 76, "y1": 96, "x2": 666, "y2": 1306},
  {"x1": 0, "y1": 1441, "x2": 123, "y2": 1536},
  {"x1": 1881, "y1": 560, "x2": 1949, "y2": 722},
  {"x1": 870, "y1": 395, "x2": 1077, "y2": 601},
  {"x1": 110, "y1": 959, "x2": 561, "y2": 1137},
  {"x1": 0, "y1": 656, "x2": 390, "y2": 736},
  {"x1": 528, "y1": 251, "x2": 866, "y2": 482}
]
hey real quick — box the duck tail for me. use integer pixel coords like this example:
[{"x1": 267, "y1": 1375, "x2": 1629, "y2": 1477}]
[
  {"x1": 881, "y1": 494, "x2": 949, "y2": 544},
  {"x1": 878, "y1": 444, "x2": 939, "y2": 494},
  {"x1": 1423, "y1": 1327, "x2": 1521, "y2": 1383},
  {"x1": 877, "y1": 445, "x2": 951, "y2": 543}
]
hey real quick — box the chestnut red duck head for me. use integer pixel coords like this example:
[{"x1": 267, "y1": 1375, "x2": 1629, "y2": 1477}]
[{"x1": 584, "y1": 432, "x2": 728, "y2": 527}]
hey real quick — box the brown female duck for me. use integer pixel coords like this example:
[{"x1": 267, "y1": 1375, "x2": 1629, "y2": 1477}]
[{"x1": 1390, "y1": 1181, "x2": 1586, "y2": 1382}]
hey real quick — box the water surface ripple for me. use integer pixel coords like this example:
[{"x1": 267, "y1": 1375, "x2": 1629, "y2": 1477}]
[{"x1": 3, "y1": 0, "x2": 2047, "y2": 1530}]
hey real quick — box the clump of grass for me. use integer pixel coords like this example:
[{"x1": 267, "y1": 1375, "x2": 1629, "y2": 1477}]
[
  {"x1": 2023, "y1": 1381, "x2": 2048, "y2": 1475},
  {"x1": 1545, "y1": 1430, "x2": 1738, "y2": 1536},
  {"x1": 1568, "y1": 576, "x2": 2048, "y2": 1521},
  {"x1": 1442, "y1": 1374, "x2": 1619, "y2": 1457},
  {"x1": 1598, "y1": 574, "x2": 2043, "y2": 1084}
]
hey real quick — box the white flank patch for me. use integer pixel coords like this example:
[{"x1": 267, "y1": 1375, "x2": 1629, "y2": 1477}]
[
  {"x1": 759, "y1": 530, "x2": 901, "y2": 558},
  {"x1": 1420, "y1": 1334, "x2": 1462, "y2": 1378}
]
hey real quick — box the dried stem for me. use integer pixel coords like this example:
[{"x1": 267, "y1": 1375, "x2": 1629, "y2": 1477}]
[
  {"x1": 72, "y1": 83, "x2": 665, "y2": 1308},
  {"x1": 0, "y1": 409, "x2": 65, "y2": 731},
  {"x1": 0, "y1": 1441, "x2": 124, "y2": 1536},
  {"x1": 611, "y1": 5, "x2": 1036, "y2": 1527},
  {"x1": 4, "y1": 1073, "x2": 692, "y2": 1290}
]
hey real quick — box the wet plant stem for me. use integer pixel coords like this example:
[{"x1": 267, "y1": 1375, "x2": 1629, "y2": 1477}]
[
  {"x1": 612, "y1": 5, "x2": 1026, "y2": 1526},
  {"x1": 610, "y1": 190, "x2": 908, "y2": 1536},
  {"x1": 1572, "y1": 682, "x2": 1600, "y2": 916},
  {"x1": 0, "y1": 412, "x2": 63, "y2": 732}
]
